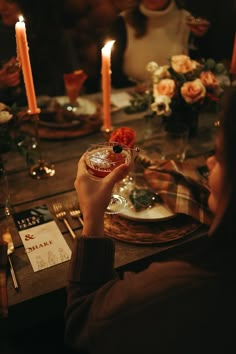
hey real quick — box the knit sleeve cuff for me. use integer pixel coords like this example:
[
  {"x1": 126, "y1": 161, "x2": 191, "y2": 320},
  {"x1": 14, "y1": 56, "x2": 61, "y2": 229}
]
[{"x1": 68, "y1": 237, "x2": 115, "y2": 284}]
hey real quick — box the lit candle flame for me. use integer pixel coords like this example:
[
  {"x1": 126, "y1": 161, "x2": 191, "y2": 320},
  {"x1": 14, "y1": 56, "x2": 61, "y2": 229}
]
[
  {"x1": 19, "y1": 15, "x2": 24, "y2": 22},
  {"x1": 102, "y1": 40, "x2": 115, "y2": 56}
]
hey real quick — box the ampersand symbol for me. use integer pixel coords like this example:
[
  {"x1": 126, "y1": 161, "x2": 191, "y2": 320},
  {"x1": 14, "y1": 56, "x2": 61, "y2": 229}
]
[{"x1": 24, "y1": 233, "x2": 35, "y2": 241}]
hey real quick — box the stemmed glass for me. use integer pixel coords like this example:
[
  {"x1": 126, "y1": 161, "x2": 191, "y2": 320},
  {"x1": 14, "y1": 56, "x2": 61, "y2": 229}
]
[
  {"x1": 63, "y1": 70, "x2": 87, "y2": 113},
  {"x1": 186, "y1": 15, "x2": 210, "y2": 53},
  {"x1": 84, "y1": 142, "x2": 132, "y2": 214}
]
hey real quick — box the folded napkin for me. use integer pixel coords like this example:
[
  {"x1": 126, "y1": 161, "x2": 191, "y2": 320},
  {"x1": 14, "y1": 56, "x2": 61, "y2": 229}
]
[
  {"x1": 144, "y1": 160, "x2": 213, "y2": 226},
  {"x1": 0, "y1": 241, "x2": 8, "y2": 318}
]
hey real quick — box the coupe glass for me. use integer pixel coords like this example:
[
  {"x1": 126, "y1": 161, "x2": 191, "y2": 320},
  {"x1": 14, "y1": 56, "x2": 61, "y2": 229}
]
[
  {"x1": 63, "y1": 70, "x2": 87, "y2": 113},
  {"x1": 84, "y1": 142, "x2": 132, "y2": 214},
  {"x1": 187, "y1": 15, "x2": 210, "y2": 34}
]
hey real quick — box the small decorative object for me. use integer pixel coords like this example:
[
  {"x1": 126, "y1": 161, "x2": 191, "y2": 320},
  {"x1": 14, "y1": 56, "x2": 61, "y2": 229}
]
[{"x1": 147, "y1": 55, "x2": 230, "y2": 137}]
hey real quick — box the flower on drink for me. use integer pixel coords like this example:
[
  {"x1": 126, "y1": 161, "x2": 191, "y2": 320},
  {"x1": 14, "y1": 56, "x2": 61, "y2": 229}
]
[
  {"x1": 109, "y1": 127, "x2": 136, "y2": 148},
  {"x1": 146, "y1": 55, "x2": 230, "y2": 118}
]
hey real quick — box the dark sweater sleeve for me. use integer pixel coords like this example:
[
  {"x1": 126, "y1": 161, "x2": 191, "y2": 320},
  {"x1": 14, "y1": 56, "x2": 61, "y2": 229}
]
[{"x1": 67, "y1": 236, "x2": 116, "y2": 286}]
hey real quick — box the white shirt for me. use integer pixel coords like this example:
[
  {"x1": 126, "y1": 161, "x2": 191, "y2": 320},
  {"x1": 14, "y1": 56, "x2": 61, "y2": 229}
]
[{"x1": 123, "y1": 0, "x2": 190, "y2": 83}]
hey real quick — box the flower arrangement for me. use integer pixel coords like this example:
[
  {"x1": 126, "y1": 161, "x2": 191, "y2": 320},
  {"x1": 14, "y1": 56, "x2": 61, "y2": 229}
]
[{"x1": 147, "y1": 54, "x2": 230, "y2": 118}]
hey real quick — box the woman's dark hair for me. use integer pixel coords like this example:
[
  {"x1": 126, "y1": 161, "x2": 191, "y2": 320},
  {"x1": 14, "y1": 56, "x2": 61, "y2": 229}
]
[
  {"x1": 124, "y1": 0, "x2": 185, "y2": 38},
  {"x1": 209, "y1": 87, "x2": 236, "y2": 246}
]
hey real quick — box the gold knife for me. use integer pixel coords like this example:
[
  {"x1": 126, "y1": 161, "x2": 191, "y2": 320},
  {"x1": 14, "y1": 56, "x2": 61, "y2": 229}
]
[{"x1": 2, "y1": 230, "x2": 19, "y2": 290}]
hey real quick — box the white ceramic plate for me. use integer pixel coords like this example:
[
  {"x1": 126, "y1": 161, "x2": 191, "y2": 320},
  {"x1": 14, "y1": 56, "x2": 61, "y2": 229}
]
[
  {"x1": 54, "y1": 96, "x2": 97, "y2": 115},
  {"x1": 38, "y1": 96, "x2": 98, "y2": 129},
  {"x1": 119, "y1": 203, "x2": 175, "y2": 222}
]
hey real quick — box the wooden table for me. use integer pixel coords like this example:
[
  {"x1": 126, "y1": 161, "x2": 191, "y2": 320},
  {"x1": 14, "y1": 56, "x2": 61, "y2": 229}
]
[{"x1": 0, "y1": 90, "x2": 217, "y2": 336}]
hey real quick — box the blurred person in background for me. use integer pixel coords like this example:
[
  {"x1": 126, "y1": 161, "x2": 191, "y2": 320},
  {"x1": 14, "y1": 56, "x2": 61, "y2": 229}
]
[
  {"x1": 106, "y1": 0, "x2": 209, "y2": 88},
  {"x1": 0, "y1": 0, "x2": 79, "y2": 107}
]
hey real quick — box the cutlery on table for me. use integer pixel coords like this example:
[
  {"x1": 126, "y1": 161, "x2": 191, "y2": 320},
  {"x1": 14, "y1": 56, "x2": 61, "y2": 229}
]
[
  {"x1": 68, "y1": 208, "x2": 84, "y2": 227},
  {"x1": 53, "y1": 202, "x2": 76, "y2": 239},
  {"x1": 63, "y1": 199, "x2": 84, "y2": 228},
  {"x1": 2, "y1": 230, "x2": 19, "y2": 290}
]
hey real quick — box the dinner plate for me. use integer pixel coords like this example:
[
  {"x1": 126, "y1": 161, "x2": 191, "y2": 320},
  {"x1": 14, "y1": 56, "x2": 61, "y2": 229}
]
[
  {"x1": 38, "y1": 96, "x2": 98, "y2": 129},
  {"x1": 119, "y1": 202, "x2": 175, "y2": 222},
  {"x1": 55, "y1": 96, "x2": 97, "y2": 115}
]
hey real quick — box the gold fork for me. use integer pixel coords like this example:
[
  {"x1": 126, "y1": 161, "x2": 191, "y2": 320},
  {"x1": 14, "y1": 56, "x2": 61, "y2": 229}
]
[
  {"x1": 53, "y1": 202, "x2": 76, "y2": 239},
  {"x1": 69, "y1": 208, "x2": 84, "y2": 227},
  {"x1": 63, "y1": 199, "x2": 84, "y2": 227}
]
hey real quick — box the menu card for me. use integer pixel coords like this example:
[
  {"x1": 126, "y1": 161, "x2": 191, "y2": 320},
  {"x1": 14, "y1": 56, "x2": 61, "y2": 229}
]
[{"x1": 13, "y1": 204, "x2": 72, "y2": 272}]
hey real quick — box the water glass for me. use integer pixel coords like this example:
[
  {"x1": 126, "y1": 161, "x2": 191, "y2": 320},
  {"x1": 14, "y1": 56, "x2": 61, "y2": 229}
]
[{"x1": 159, "y1": 123, "x2": 189, "y2": 162}]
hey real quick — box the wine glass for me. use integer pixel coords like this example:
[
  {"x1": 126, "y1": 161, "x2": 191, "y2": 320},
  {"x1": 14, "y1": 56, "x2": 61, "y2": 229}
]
[
  {"x1": 63, "y1": 70, "x2": 87, "y2": 113},
  {"x1": 84, "y1": 142, "x2": 132, "y2": 214},
  {"x1": 186, "y1": 15, "x2": 210, "y2": 36}
]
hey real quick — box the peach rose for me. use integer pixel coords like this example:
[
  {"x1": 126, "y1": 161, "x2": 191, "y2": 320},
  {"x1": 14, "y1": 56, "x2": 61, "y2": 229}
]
[
  {"x1": 153, "y1": 79, "x2": 175, "y2": 98},
  {"x1": 181, "y1": 79, "x2": 206, "y2": 104},
  {"x1": 171, "y1": 55, "x2": 199, "y2": 74},
  {"x1": 200, "y1": 71, "x2": 219, "y2": 89}
]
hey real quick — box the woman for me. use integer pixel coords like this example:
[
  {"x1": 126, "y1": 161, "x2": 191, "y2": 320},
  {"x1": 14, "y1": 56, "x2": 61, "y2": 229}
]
[
  {"x1": 108, "y1": 0, "x2": 209, "y2": 88},
  {"x1": 0, "y1": 0, "x2": 78, "y2": 106},
  {"x1": 64, "y1": 87, "x2": 236, "y2": 353}
]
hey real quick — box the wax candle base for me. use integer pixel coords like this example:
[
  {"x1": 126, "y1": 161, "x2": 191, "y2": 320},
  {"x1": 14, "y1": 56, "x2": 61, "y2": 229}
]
[{"x1": 29, "y1": 160, "x2": 55, "y2": 179}]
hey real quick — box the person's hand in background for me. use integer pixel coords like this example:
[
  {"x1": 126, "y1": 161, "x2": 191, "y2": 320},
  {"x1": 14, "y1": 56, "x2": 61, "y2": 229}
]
[{"x1": 0, "y1": 57, "x2": 20, "y2": 89}]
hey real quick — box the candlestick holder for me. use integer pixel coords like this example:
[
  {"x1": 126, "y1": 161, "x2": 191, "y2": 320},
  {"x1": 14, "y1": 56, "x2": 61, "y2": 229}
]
[
  {"x1": 100, "y1": 125, "x2": 114, "y2": 141},
  {"x1": 29, "y1": 112, "x2": 55, "y2": 179}
]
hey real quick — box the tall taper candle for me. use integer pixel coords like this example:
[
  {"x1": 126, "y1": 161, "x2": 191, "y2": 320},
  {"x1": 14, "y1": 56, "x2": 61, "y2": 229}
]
[
  {"x1": 101, "y1": 40, "x2": 115, "y2": 131},
  {"x1": 230, "y1": 33, "x2": 236, "y2": 74},
  {"x1": 15, "y1": 15, "x2": 39, "y2": 114}
]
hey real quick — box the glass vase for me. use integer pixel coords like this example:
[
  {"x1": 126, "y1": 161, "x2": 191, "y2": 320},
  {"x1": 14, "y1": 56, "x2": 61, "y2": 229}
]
[{"x1": 164, "y1": 109, "x2": 199, "y2": 138}]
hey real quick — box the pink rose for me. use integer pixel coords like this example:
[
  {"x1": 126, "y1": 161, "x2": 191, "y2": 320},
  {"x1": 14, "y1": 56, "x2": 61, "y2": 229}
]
[
  {"x1": 181, "y1": 79, "x2": 206, "y2": 104},
  {"x1": 200, "y1": 71, "x2": 219, "y2": 89},
  {"x1": 171, "y1": 55, "x2": 199, "y2": 74},
  {"x1": 153, "y1": 79, "x2": 175, "y2": 98}
]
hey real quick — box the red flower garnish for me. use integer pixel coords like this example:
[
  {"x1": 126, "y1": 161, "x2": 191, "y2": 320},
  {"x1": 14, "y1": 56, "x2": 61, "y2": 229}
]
[{"x1": 109, "y1": 127, "x2": 136, "y2": 148}]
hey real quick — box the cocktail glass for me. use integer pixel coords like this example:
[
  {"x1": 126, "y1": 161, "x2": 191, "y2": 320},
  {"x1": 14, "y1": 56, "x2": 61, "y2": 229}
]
[
  {"x1": 63, "y1": 70, "x2": 87, "y2": 113},
  {"x1": 186, "y1": 15, "x2": 210, "y2": 34},
  {"x1": 84, "y1": 142, "x2": 131, "y2": 214}
]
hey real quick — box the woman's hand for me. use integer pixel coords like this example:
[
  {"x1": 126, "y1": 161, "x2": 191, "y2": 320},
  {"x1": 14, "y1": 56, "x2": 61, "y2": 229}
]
[
  {"x1": 74, "y1": 154, "x2": 129, "y2": 236},
  {"x1": 0, "y1": 57, "x2": 20, "y2": 89}
]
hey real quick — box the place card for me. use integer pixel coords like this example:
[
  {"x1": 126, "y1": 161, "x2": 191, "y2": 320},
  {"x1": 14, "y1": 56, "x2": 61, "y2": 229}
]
[
  {"x1": 13, "y1": 204, "x2": 72, "y2": 272},
  {"x1": 110, "y1": 92, "x2": 132, "y2": 109}
]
